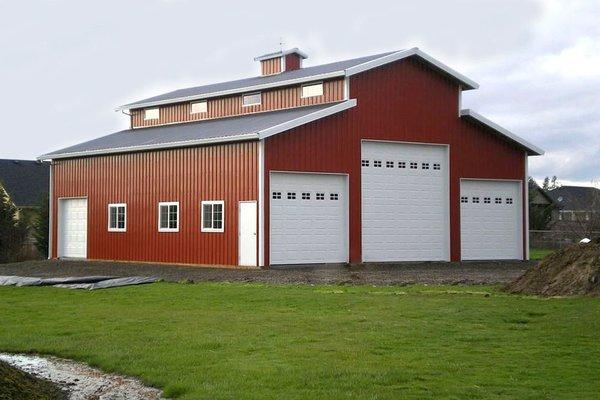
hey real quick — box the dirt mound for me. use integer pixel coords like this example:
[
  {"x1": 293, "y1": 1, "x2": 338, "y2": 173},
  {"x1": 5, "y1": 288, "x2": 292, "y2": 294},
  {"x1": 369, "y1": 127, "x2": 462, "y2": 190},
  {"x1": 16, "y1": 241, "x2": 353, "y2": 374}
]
[{"x1": 505, "y1": 238, "x2": 600, "y2": 297}]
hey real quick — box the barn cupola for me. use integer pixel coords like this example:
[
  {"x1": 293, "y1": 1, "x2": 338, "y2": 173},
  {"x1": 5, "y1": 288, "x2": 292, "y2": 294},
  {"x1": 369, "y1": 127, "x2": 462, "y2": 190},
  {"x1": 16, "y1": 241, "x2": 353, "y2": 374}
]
[{"x1": 254, "y1": 48, "x2": 308, "y2": 76}]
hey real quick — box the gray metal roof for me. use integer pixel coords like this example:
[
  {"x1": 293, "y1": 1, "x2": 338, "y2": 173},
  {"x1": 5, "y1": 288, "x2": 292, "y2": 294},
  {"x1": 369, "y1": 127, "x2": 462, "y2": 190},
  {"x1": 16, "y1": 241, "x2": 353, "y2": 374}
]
[
  {"x1": 120, "y1": 52, "x2": 395, "y2": 110},
  {"x1": 119, "y1": 48, "x2": 480, "y2": 111},
  {"x1": 40, "y1": 102, "x2": 356, "y2": 160}
]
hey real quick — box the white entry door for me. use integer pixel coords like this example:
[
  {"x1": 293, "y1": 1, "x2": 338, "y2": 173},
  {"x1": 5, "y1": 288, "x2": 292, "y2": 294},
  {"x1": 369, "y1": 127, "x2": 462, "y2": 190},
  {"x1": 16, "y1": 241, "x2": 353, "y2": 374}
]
[
  {"x1": 361, "y1": 141, "x2": 449, "y2": 262},
  {"x1": 270, "y1": 172, "x2": 348, "y2": 265},
  {"x1": 58, "y1": 198, "x2": 88, "y2": 258},
  {"x1": 238, "y1": 201, "x2": 257, "y2": 266},
  {"x1": 460, "y1": 180, "x2": 523, "y2": 260}
]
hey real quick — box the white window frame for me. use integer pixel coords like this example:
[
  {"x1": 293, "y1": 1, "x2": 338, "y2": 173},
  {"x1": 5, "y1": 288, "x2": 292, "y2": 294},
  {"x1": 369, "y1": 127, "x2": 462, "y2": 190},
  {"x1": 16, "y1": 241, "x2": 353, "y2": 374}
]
[
  {"x1": 158, "y1": 201, "x2": 179, "y2": 232},
  {"x1": 107, "y1": 203, "x2": 127, "y2": 232},
  {"x1": 190, "y1": 100, "x2": 207, "y2": 114},
  {"x1": 144, "y1": 108, "x2": 159, "y2": 120},
  {"x1": 301, "y1": 82, "x2": 324, "y2": 98},
  {"x1": 242, "y1": 92, "x2": 261, "y2": 107},
  {"x1": 201, "y1": 200, "x2": 225, "y2": 233}
]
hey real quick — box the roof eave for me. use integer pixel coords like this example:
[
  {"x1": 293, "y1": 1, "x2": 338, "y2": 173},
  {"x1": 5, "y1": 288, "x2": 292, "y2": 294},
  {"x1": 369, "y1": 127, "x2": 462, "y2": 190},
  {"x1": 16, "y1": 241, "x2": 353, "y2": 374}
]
[
  {"x1": 254, "y1": 48, "x2": 309, "y2": 61},
  {"x1": 460, "y1": 109, "x2": 544, "y2": 156},
  {"x1": 38, "y1": 133, "x2": 260, "y2": 161},
  {"x1": 345, "y1": 47, "x2": 479, "y2": 90}
]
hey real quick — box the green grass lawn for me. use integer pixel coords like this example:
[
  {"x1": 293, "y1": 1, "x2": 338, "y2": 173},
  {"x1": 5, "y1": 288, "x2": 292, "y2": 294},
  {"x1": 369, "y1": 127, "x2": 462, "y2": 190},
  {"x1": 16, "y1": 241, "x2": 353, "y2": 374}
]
[
  {"x1": 530, "y1": 248, "x2": 555, "y2": 260},
  {"x1": 0, "y1": 283, "x2": 598, "y2": 399}
]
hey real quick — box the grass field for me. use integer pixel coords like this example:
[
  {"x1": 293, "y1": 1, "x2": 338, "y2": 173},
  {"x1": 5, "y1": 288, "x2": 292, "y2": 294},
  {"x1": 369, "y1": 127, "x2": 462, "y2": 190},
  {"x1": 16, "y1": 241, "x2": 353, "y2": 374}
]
[
  {"x1": 0, "y1": 283, "x2": 598, "y2": 399},
  {"x1": 530, "y1": 248, "x2": 555, "y2": 260}
]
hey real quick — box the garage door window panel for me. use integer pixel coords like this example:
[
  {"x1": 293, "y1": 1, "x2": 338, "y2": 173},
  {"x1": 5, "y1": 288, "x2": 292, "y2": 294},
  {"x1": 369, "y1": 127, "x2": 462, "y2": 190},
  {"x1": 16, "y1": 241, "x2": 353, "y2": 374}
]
[
  {"x1": 108, "y1": 203, "x2": 126, "y2": 232},
  {"x1": 201, "y1": 201, "x2": 224, "y2": 233},
  {"x1": 159, "y1": 202, "x2": 179, "y2": 232}
]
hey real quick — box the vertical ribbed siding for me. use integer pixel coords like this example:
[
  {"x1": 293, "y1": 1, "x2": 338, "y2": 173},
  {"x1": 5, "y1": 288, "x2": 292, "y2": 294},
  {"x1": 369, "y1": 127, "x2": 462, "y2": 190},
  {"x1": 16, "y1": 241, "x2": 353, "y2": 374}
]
[
  {"x1": 284, "y1": 54, "x2": 301, "y2": 71},
  {"x1": 51, "y1": 141, "x2": 258, "y2": 266},
  {"x1": 131, "y1": 79, "x2": 346, "y2": 128},
  {"x1": 261, "y1": 58, "x2": 282, "y2": 75},
  {"x1": 263, "y1": 57, "x2": 526, "y2": 265}
]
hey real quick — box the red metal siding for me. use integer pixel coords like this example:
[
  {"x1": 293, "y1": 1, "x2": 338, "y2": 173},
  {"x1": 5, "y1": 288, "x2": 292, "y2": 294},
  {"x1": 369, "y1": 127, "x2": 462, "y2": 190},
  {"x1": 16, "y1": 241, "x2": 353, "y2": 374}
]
[
  {"x1": 51, "y1": 142, "x2": 258, "y2": 266},
  {"x1": 263, "y1": 57, "x2": 526, "y2": 264},
  {"x1": 285, "y1": 54, "x2": 301, "y2": 71},
  {"x1": 131, "y1": 79, "x2": 345, "y2": 128},
  {"x1": 261, "y1": 58, "x2": 282, "y2": 75}
]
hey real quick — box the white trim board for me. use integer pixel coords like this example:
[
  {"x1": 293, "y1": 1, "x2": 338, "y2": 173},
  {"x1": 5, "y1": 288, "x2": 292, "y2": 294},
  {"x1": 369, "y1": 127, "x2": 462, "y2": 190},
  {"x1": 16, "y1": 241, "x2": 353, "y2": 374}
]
[{"x1": 460, "y1": 109, "x2": 544, "y2": 155}]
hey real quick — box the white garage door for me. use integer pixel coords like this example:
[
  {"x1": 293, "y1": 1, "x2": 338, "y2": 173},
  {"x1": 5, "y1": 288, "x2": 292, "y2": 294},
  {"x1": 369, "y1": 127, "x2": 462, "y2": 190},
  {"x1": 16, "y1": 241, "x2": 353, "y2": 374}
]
[
  {"x1": 58, "y1": 198, "x2": 88, "y2": 258},
  {"x1": 460, "y1": 180, "x2": 523, "y2": 260},
  {"x1": 361, "y1": 141, "x2": 449, "y2": 262},
  {"x1": 270, "y1": 172, "x2": 347, "y2": 265}
]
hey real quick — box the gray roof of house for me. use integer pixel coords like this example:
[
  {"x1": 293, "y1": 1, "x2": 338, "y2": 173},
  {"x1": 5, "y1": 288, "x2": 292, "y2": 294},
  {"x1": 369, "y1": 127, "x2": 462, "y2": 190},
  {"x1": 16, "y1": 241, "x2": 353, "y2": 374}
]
[
  {"x1": 0, "y1": 160, "x2": 49, "y2": 207},
  {"x1": 40, "y1": 102, "x2": 355, "y2": 160},
  {"x1": 546, "y1": 186, "x2": 600, "y2": 211},
  {"x1": 120, "y1": 52, "x2": 394, "y2": 110}
]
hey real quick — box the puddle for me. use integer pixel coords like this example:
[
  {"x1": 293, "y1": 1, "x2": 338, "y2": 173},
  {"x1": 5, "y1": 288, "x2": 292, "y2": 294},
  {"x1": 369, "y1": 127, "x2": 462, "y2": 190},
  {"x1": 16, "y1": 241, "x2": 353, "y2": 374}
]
[{"x1": 0, "y1": 353, "x2": 163, "y2": 399}]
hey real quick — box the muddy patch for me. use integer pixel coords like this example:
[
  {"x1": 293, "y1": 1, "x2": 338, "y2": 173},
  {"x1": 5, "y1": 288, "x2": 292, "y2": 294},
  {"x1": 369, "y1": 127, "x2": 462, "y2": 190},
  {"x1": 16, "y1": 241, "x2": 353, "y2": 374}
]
[{"x1": 0, "y1": 353, "x2": 163, "y2": 399}]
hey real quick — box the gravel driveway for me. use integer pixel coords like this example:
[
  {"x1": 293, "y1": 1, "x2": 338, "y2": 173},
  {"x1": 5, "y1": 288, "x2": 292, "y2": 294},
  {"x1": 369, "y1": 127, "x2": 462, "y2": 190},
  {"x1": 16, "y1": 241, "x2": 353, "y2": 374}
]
[{"x1": 0, "y1": 259, "x2": 534, "y2": 286}]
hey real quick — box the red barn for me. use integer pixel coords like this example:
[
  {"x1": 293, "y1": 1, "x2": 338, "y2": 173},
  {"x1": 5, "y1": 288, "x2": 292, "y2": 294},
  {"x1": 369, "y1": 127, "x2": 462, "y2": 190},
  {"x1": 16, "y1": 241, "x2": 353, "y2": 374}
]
[{"x1": 40, "y1": 47, "x2": 543, "y2": 267}]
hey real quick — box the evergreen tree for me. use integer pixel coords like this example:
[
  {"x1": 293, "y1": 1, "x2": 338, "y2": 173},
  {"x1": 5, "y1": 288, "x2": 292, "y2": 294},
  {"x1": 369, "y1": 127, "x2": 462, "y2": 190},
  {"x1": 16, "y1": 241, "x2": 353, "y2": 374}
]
[
  {"x1": 33, "y1": 192, "x2": 49, "y2": 257},
  {"x1": 0, "y1": 183, "x2": 28, "y2": 263}
]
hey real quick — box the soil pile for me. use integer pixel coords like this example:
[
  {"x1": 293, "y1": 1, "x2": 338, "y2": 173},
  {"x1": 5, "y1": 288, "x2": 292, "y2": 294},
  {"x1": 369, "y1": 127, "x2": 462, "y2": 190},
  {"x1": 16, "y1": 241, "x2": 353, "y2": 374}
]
[
  {"x1": 505, "y1": 238, "x2": 600, "y2": 296},
  {"x1": 0, "y1": 360, "x2": 66, "y2": 400}
]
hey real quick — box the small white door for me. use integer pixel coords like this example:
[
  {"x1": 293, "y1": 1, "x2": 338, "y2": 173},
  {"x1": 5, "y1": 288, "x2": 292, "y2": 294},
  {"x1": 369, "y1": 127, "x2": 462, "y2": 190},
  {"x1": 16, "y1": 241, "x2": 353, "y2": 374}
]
[
  {"x1": 460, "y1": 180, "x2": 523, "y2": 260},
  {"x1": 238, "y1": 201, "x2": 257, "y2": 266},
  {"x1": 58, "y1": 198, "x2": 88, "y2": 258}
]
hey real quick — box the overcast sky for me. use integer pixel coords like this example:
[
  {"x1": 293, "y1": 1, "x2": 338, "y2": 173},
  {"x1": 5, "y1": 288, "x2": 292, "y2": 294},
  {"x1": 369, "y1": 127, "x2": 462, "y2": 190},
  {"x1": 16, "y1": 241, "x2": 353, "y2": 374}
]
[{"x1": 1, "y1": 0, "x2": 598, "y2": 185}]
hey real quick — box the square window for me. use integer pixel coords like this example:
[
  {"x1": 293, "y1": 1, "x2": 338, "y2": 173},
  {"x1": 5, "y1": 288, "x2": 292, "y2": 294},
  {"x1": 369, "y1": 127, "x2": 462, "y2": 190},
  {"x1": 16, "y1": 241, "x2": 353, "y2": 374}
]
[
  {"x1": 287, "y1": 192, "x2": 296, "y2": 200},
  {"x1": 472, "y1": 197, "x2": 480, "y2": 203},
  {"x1": 301, "y1": 82, "x2": 324, "y2": 98},
  {"x1": 144, "y1": 108, "x2": 159, "y2": 120},
  {"x1": 460, "y1": 196, "x2": 468, "y2": 203},
  {"x1": 410, "y1": 162, "x2": 418, "y2": 169},
  {"x1": 158, "y1": 202, "x2": 179, "y2": 232},
  {"x1": 201, "y1": 201, "x2": 224, "y2": 232},
  {"x1": 386, "y1": 161, "x2": 394, "y2": 168},
  {"x1": 495, "y1": 197, "x2": 502, "y2": 204},
  {"x1": 484, "y1": 197, "x2": 491, "y2": 204},
  {"x1": 316, "y1": 193, "x2": 325, "y2": 200},
  {"x1": 398, "y1": 161, "x2": 406, "y2": 169},
  {"x1": 302, "y1": 192, "x2": 311, "y2": 200},
  {"x1": 272, "y1": 191, "x2": 281, "y2": 199},
  {"x1": 506, "y1": 198, "x2": 513, "y2": 204},
  {"x1": 433, "y1": 163, "x2": 441, "y2": 170},
  {"x1": 361, "y1": 160, "x2": 369, "y2": 167},
  {"x1": 242, "y1": 92, "x2": 261, "y2": 107},
  {"x1": 190, "y1": 100, "x2": 207, "y2": 114},
  {"x1": 422, "y1": 162, "x2": 430, "y2": 170},
  {"x1": 330, "y1": 193, "x2": 339, "y2": 200},
  {"x1": 374, "y1": 160, "x2": 382, "y2": 168},
  {"x1": 108, "y1": 203, "x2": 126, "y2": 232}
]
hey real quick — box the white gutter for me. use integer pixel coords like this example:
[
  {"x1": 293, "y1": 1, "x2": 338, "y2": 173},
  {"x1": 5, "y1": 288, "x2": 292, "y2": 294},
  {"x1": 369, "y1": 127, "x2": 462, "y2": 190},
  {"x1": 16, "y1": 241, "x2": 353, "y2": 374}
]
[
  {"x1": 38, "y1": 133, "x2": 259, "y2": 161},
  {"x1": 118, "y1": 48, "x2": 478, "y2": 111},
  {"x1": 460, "y1": 109, "x2": 544, "y2": 155}
]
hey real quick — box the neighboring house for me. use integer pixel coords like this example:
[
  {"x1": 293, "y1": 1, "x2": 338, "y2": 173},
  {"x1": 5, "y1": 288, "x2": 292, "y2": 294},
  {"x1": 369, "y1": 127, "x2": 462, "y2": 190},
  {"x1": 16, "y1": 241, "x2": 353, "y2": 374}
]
[
  {"x1": 0, "y1": 159, "x2": 49, "y2": 225},
  {"x1": 39, "y1": 47, "x2": 543, "y2": 267},
  {"x1": 546, "y1": 186, "x2": 600, "y2": 233},
  {"x1": 528, "y1": 180, "x2": 556, "y2": 230}
]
